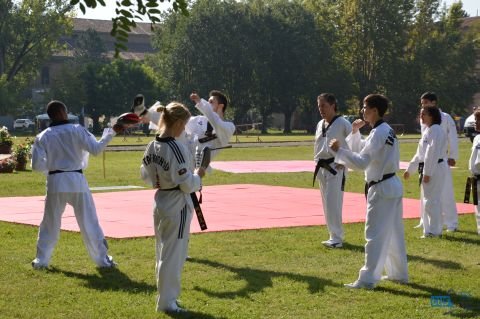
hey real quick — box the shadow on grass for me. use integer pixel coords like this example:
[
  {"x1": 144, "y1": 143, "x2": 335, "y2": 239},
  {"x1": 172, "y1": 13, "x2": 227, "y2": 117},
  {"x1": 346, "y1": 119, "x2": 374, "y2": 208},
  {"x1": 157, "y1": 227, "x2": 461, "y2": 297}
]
[
  {"x1": 441, "y1": 235, "x2": 480, "y2": 246},
  {"x1": 376, "y1": 282, "x2": 480, "y2": 317},
  {"x1": 48, "y1": 266, "x2": 155, "y2": 293},
  {"x1": 342, "y1": 242, "x2": 462, "y2": 269},
  {"x1": 189, "y1": 258, "x2": 340, "y2": 300},
  {"x1": 164, "y1": 310, "x2": 227, "y2": 319}
]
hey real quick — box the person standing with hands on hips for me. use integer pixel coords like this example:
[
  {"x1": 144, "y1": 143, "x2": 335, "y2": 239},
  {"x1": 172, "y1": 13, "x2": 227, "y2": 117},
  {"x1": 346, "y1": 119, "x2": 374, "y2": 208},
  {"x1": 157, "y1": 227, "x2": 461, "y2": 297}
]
[
  {"x1": 329, "y1": 94, "x2": 408, "y2": 289},
  {"x1": 140, "y1": 102, "x2": 205, "y2": 313},
  {"x1": 314, "y1": 93, "x2": 352, "y2": 248},
  {"x1": 31, "y1": 100, "x2": 125, "y2": 269}
]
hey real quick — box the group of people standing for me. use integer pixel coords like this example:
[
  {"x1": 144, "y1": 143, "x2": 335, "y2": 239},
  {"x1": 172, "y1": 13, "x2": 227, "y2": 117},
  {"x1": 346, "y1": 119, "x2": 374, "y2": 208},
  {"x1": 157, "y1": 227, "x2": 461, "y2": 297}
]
[
  {"x1": 29, "y1": 89, "x2": 480, "y2": 313},
  {"x1": 314, "y1": 91, "x2": 480, "y2": 290}
]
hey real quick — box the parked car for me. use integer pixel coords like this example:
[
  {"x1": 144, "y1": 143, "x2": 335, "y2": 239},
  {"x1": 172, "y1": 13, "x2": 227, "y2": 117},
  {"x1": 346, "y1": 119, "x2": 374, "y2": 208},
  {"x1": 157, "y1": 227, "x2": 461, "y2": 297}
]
[
  {"x1": 463, "y1": 113, "x2": 477, "y2": 142},
  {"x1": 13, "y1": 119, "x2": 34, "y2": 130}
]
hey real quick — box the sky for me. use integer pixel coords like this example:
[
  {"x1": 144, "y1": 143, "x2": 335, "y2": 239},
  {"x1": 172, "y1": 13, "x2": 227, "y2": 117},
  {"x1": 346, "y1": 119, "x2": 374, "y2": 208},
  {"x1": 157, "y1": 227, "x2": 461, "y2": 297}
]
[{"x1": 76, "y1": 1, "x2": 480, "y2": 20}]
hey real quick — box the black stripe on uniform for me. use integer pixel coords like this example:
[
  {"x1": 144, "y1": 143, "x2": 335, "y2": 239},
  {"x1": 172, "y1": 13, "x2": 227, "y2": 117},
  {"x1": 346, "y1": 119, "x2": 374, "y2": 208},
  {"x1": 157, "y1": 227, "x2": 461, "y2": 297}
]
[
  {"x1": 178, "y1": 206, "x2": 187, "y2": 239},
  {"x1": 166, "y1": 140, "x2": 185, "y2": 164}
]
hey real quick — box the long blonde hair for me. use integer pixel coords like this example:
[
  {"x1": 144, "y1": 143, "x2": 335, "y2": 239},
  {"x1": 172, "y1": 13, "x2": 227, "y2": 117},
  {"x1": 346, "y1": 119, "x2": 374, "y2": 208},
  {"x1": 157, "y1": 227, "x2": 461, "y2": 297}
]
[{"x1": 156, "y1": 102, "x2": 191, "y2": 134}]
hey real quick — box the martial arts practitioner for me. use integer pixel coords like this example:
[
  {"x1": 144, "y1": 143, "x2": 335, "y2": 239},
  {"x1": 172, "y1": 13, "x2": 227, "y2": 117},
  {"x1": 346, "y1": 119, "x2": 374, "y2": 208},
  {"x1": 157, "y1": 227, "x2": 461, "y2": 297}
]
[
  {"x1": 186, "y1": 90, "x2": 236, "y2": 170},
  {"x1": 140, "y1": 102, "x2": 205, "y2": 313},
  {"x1": 329, "y1": 94, "x2": 408, "y2": 289},
  {"x1": 314, "y1": 93, "x2": 352, "y2": 248},
  {"x1": 417, "y1": 92, "x2": 459, "y2": 232},
  {"x1": 31, "y1": 100, "x2": 124, "y2": 269},
  {"x1": 404, "y1": 106, "x2": 447, "y2": 238},
  {"x1": 136, "y1": 90, "x2": 235, "y2": 170},
  {"x1": 466, "y1": 110, "x2": 480, "y2": 235}
]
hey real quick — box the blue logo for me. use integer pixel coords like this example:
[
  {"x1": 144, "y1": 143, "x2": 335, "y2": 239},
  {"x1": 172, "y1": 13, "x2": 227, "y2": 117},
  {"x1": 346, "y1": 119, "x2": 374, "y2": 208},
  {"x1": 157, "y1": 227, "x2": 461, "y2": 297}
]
[{"x1": 431, "y1": 296, "x2": 453, "y2": 308}]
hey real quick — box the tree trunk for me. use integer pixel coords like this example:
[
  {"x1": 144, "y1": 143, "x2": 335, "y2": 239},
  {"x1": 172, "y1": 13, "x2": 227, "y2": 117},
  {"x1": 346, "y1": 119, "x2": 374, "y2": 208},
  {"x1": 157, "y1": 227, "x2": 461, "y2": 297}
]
[
  {"x1": 261, "y1": 113, "x2": 268, "y2": 134},
  {"x1": 283, "y1": 111, "x2": 292, "y2": 134}
]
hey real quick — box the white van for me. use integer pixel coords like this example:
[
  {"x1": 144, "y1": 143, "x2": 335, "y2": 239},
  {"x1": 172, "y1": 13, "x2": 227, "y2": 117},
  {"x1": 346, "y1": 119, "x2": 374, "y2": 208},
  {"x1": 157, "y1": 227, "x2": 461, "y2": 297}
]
[{"x1": 13, "y1": 119, "x2": 34, "y2": 130}]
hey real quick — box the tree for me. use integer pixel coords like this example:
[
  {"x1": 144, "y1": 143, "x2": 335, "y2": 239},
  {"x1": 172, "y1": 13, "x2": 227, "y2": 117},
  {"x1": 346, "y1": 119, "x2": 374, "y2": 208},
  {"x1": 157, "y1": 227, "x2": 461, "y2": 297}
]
[
  {"x1": 82, "y1": 60, "x2": 163, "y2": 133},
  {"x1": 0, "y1": 0, "x2": 73, "y2": 115},
  {"x1": 396, "y1": 0, "x2": 478, "y2": 130},
  {"x1": 151, "y1": 0, "x2": 257, "y2": 124},
  {"x1": 72, "y1": 0, "x2": 189, "y2": 56}
]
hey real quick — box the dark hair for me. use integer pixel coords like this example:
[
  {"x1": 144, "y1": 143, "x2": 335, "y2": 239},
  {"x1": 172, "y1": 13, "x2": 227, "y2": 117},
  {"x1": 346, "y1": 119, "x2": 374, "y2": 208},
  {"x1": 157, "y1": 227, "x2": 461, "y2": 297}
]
[
  {"x1": 422, "y1": 105, "x2": 442, "y2": 125},
  {"x1": 363, "y1": 94, "x2": 389, "y2": 117},
  {"x1": 209, "y1": 90, "x2": 228, "y2": 112},
  {"x1": 421, "y1": 92, "x2": 438, "y2": 102},
  {"x1": 474, "y1": 110, "x2": 480, "y2": 120},
  {"x1": 46, "y1": 100, "x2": 67, "y2": 120},
  {"x1": 318, "y1": 93, "x2": 338, "y2": 111}
]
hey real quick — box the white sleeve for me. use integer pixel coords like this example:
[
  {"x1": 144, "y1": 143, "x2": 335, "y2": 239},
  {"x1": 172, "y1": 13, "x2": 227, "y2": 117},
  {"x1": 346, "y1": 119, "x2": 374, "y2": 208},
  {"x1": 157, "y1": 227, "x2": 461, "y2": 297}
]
[
  {"x1": 336, "y1": 129, "x2": 386, "y2": 171},
  {"x1": 470, "y1": 137, "x2": 480, "y2": 173},
  {"x1": 79, "y1": 127, "x2": 115, "y2": 156},
  {"x1": 406, "y1": 144, "x2": 421, "y2": 175},
  {"x1": 423, "y1": 129, "x2": 439, "y2": 177},
  {"x1": 147, "y1": 102, "x2": 162, "y2": 130},
  {"x1": 345, "y1": 131, "x2": 364, "y2": 153},
  {"x1": 31, "y1": 137, "x2": 48, "y2": 175},
  {"x1": 334, "y1": 147, "x2": 372, "y2": 171},
  {"x1": 196, "y1": 99, "x2": 235, "y2": 146},
  {"x1": 445, "y1": 114, "x2": 458, "y2": 160},
  {"x1": 171, "y1": 157, "x2": 202, "y2": 194},
  {"x1": 140, "y1": 164, "x2": 152, "y2": 185}
]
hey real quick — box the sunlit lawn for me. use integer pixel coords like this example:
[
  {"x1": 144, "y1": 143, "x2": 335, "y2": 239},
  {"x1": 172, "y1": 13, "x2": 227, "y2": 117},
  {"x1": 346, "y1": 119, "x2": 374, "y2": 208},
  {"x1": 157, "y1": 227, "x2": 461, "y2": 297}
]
[{"x1": 0, "y1": 136, "x2": 479, "y2": 318}]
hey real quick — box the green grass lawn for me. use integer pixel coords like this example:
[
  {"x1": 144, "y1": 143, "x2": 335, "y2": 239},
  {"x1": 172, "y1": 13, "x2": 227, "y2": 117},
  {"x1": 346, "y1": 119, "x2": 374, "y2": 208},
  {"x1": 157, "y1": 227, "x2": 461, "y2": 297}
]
[{"x1": 0, "y1": 137, "x2": 479, "y2": 318}]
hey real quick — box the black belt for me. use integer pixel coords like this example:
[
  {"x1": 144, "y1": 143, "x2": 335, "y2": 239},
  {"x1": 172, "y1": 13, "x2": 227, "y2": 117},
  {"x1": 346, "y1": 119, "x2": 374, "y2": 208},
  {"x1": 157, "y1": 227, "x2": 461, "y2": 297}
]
[
  {"x1": 364, "y1": 173, "x2": 396, "y2": 199},
  {"x1": 464, "y1": 175, "x2": 480, "y2": 205},
  {"x1": 418, "y1": 159, "x2": 444, "y2": 186},
  {"x1": 191, "y1": 192, "x2": 207, "y2": 230},
  {"x1": 198, "y1": 134, "x2": 218, "y2": 143},
  {"x1": 48, "y1": 169, "x2": 83, "y2": 175},
  {"x1": 312, "y1": 158, "x2": 337, "y2": 186},
  {"x1": 158, "y1": 186, "x2": 180, "y2": 191}
]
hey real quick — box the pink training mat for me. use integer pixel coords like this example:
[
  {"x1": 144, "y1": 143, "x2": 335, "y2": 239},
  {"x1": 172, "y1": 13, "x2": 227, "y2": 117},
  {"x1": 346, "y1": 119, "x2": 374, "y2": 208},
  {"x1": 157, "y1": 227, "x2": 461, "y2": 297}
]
[
  {"x1": 0, "y1": 184, "x2": 473, "y2": 238},
  {"x1": 210, "y1": 161, "x2": 411, "y2": 173}
]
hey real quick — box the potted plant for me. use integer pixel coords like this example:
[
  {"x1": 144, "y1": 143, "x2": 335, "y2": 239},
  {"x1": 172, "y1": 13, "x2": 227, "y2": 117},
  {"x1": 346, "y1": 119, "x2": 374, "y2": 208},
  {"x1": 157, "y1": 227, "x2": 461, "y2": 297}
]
[
  {"x1": 0, "y1": 126, "x2": 13, "y2": 154},
  {"x1": 0, "y1": 157, "x2": 16, "y2": 173},
  {"x1": 13, "y1": 139, "x2": 33, "y2": 171}
]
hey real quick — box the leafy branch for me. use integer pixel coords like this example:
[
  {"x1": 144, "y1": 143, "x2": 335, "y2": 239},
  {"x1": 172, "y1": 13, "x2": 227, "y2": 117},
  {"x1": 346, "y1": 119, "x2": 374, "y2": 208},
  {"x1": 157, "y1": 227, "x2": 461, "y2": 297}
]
[{"x1": 70, "y1": 0, "x2": 189, "y2": 57}]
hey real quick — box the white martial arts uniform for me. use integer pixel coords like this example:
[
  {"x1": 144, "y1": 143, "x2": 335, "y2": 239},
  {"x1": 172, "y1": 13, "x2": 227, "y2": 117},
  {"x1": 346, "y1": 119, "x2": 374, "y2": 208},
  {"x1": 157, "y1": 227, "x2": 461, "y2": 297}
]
[
  {"x1": 31, "y1": 123, "x2": 117, "y2": 268},
  {"x1": 468, "y1": 135, "x2": 480, "y2": 235},
  {"x1": 334, "y1": 120, "x2": 408, "y2": 286},
  {"x1": 146, "y1": 99, "x2": 235, "y2": 169},
  {"x1": 183, "y1": 98, "x2": 236, "y2": 170},
  {"x1": 140, "y1": 136, "x2": 202, "y2": 312},
  {"x1": 421, "y1": 111, "x2": 458, "y2": 230},
  {"x1": 406, "y1": 124, "x2": 448, "y2": 236},
  {"x1": 314, "y1": 116, "x2": 352, "y2": 243}
]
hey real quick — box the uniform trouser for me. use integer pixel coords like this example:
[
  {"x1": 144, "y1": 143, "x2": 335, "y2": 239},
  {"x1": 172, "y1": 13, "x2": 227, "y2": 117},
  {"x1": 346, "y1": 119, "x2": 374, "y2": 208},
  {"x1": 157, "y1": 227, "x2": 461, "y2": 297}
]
[
  {"x1": 357, "y1": 182, "x2": 408, "y2": 285},
  {"x1": 441, "y1": 166, "x2": 458, "y2": 229},
  {"x1": 475, "y1": 185, "x2": 480, "y2": 234},
  {"x1": 318, "y1": 167, "x2": 344, "y2": 243},
  {"x1": 35, "y1": 192, "x2": 110, "y2": 267},
  {"x1": 155, "y1": 206, "x2": 192, "y2": 312},
  {"x1": 421, "y1": 163, "x2": 448, "y2": 236}
]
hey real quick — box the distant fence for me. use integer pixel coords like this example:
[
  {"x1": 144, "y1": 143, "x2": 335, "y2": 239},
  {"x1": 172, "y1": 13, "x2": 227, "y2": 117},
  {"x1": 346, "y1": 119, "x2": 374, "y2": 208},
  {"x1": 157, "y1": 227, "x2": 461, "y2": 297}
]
[
  {"x1": 235, "y1": 122, "x2": 263, "y2": 142},
  {"x1": 390, "y1": 124, "x2": 405, "y2": 136}
]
